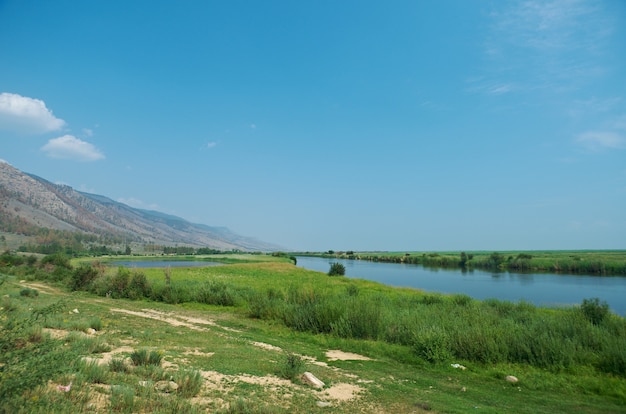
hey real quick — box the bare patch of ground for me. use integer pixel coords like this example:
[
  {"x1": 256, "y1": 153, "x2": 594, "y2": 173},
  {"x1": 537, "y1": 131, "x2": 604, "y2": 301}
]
[
  {"x1": 326, "y1": 350, "x2": 372, "y2": 361},
  {"x1": 18, "y1": 281, "x2": 63, "y2": 295},
  {"x1": 110, "y1": 308, "x2": 211, "y2": 332},
  {"x1": 82, "y1": 346, "x2": 135, "y2": 366},
  {"x1": 319, "y1": 382, "x2": 364, "y2": 402},
  {"x1": 198, "y1": 369, "x2": 364, "y2": 409},
  {"x1": 183, "y1": 349, "x2": 215, "y2": 357},
  {"x1": 251, "y1": 341, "x2": 283, "y2": 352},
  {"x1": 43, "y1": 328, "x2": 69, "y2": 340}
]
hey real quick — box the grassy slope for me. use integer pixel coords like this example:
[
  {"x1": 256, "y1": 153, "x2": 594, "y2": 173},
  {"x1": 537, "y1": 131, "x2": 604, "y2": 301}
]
[{"x1": 1, "y1": 259, "x2": 625, "y2": 413}]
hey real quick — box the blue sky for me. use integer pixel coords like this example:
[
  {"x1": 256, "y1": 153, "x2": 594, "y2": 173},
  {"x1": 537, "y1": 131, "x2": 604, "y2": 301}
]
[{"x1": 1, "y1": 0, "x2": 625, "y2": 251}]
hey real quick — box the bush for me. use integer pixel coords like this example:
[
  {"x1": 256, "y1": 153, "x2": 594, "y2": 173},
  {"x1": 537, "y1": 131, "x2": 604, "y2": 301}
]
[
  {"x1": 70, "y1": 264, "x2": 100, "y2": 291},
  {"x1": 174, "y1": 369, "x2": 203, "y2": 397},
  {"x1": 277, "y1": 352, "x2": 304, "y2": 380},
  {"x1": 131, "y1": 349, "x2": 163, "y2": 366},
  {"x1": 328, "y1": 262, "x2": 345, "y2": 276},
  {"x1": 19, "y1": 287, "x2": 39, "y2": 297},
  {"x1": 127, "y1": 271, "x2": 151, "y2": 299},
  {"x1": 580, "y1": 297, "x2": 610, "y2": 325},
  {"x1": 196, "y1": 281, "x2": 237, "y2": 306},
  {"x1": 109, "y1": 357, "x2": 130, "y2": 373},
  {"x1": 110, "y1": 385, "x2": 135, "y2": 412},
  {"x1": 412, "y1": 326, "x2": 452, "y2": 363},
  {"x1": 79, "y1": 359, "x2": 109, "y2": 384}
]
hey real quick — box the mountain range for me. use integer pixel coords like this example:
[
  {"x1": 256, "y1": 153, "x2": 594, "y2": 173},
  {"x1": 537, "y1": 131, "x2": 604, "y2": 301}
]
[{"x1": 0, "y1": 161, "x2": 282, "y2": 252}]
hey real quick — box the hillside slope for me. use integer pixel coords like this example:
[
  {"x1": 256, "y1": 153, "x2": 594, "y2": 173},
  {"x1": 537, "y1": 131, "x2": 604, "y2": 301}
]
[{"x1": 0, "y1": 161, "x2": 282, "y2": 251}]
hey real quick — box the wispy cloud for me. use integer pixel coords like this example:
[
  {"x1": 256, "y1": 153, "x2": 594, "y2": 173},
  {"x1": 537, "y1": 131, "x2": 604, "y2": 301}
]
[
  {"x1": 207, "y1": 141, "x2": 217, "y2": 149},
  {"x1": 41, "y1": 135, "x2": 105, "y2": 161},
  {"x1": 0, "y1": 92, "x2": 66, "y2": 134},
  {"x1": 576, "y1": 131, "x2": 625, "y2": 151},
  {"x1": 479, "y1": 0, "x2": 614, "y2": 94}
]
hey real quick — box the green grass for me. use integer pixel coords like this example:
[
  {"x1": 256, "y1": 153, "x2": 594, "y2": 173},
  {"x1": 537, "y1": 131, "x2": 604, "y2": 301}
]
[{"x1": 1, "y1": 259, "x2": 626, "y2": 413}]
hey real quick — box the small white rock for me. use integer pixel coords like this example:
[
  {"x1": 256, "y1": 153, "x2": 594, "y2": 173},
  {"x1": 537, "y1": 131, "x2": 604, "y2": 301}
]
[
  {"x1": 505, "y1": 375, "x2": 519, "y2": 383},
  {"x1": 316, "y1": 401, "x2": 332, "y2": 408},
  {"x1": 72, "y1": 308, "x2": 79, "y2": 314},
  {"x1": 302, "y1": 372, "x2": 325, "y2": 389},
  {"x1": 86, "y1": 328, "x2": 96, "y2": 335}
]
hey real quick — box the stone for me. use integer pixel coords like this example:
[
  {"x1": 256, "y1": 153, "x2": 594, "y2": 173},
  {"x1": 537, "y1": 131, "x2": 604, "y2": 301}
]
[
  {"x1": 316, "y1": 401, "x2": 332, "y2": 408},
  {"x1": 86, "y1": 328, "x2": 96, "y2": 335},
  {"x1": 155, "y1": 380, "x2": 179, "y2": 393},
  {"x1": 302, "y1": 372, "x2": 325, "y2": 389},
  {"x1": 505, "y1": 375, "x2": 519, "y2": 383}
]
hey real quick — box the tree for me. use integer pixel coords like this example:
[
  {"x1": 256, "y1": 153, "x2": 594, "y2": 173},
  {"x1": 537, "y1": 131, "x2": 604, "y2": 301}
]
[{"x1": 328, "y1": 262, "x2": 345, "y2": 276}]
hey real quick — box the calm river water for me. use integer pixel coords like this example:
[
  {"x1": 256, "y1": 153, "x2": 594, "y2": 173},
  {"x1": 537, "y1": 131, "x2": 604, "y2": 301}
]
[{"x1": 296, "y1": 256, "x2": 626, "y2": 316}]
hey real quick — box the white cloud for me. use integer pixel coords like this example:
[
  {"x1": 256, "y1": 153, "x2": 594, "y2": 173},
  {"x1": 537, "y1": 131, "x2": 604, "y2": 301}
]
[
  {"x1": 207, "y1": 141, "x2": 217, "y2": 149},
  {"x1": 576, "y1": 131, "x2": 625, "y2": 151},
  {"x1": 0, "y1": 92, "x2": 66, "y2": 134},
  {"x1": 250, "y1": 123, "x2": 257, "y2": 129},
  {"x1": 41, "y1": 135, "x2": 105, "y2": 161}
]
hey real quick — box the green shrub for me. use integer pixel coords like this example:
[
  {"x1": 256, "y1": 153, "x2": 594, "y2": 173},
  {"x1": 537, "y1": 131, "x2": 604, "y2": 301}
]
[
  {"x1": 19, "y1": 287, "x2": 38, "y2": 297},
  {"x1": 110, "y1": 267, "x2": 131, "y2": 298},
  {"x1": 70, "y1": 263, "x2": 100, "y2": 291},
  {"x1": 412, "y1": 326, "x2": 452, "y2": 363},
  {"x1": 451, "y1": 294, "x2": 472, "y2": 306},
  {"x1": 110, "y1": 385, "x2": 135, "y2": 413},
  {"x1": 345, "y1": 284, "x2": 359, "y2": 297},
  {"x1": 277, "y1": 352, "x2": 304, "y2": 380},
  {"x1": 89, "y1": 317, "x2": 103, "y2": 331},
  {"x1": 174, "y1": 369, "x2": 203, "y2": 397},
  {"x1": 127, "y1": 271, "x2": 151, "y2": 299},
  {"x1": 131, "y1": 348, "x2": 163, "y2": 366},
  {"x1": 79, "y1": 359, "x2": 109, "y2": 384},
  {"x1": 196, "y1": 280, "x2": 237, "y2": 306},
  {"x1": 328, "y1": 262, "x2": 345, "y2": 276},
  {"x1": 40, "y1": 253, "x2": 71, "y2": 269},
  {"x1": 580, "y1": 297, "x2": 610, "y2": 325},
  {"x1": 109, "y1": 357, "x2": 130, "y2": 373}
]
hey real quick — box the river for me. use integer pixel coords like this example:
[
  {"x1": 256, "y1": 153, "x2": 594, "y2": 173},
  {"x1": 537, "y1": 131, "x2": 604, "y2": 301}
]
[{"x1": 296, "y1": 256, "x2": 626, "y2": 316}]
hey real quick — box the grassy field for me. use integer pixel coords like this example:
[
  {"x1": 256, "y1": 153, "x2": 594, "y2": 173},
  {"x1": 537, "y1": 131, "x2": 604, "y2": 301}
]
[{"x1": 1, "y1": 254, "x2": 626, "y2": 413}]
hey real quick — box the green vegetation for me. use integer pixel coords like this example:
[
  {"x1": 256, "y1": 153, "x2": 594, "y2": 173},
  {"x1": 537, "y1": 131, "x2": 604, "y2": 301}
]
[
  {"x1": 302, "y1": 250, "x2": 626, "y2": 275},
  {"x1": 1, "y1": 252, "x2": 626, "y2": 412},
  {"x1": 328, "y1": 262, "x2": 346, "y2": 276}
]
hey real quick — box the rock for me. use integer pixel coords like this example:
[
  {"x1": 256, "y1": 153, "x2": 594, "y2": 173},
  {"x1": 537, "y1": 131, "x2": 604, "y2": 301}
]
[
  {"x1": 505, "y1": 375, "x2": 519, "y2": 383},
  {"x1": 302, "y1": 372, "x2": 325, "y2": 389},
  {"x1": 86, "y1": 328, "x2": 96, "y2": 335},
  {"x1": 451, "y1": 363, "x2": 466, "y2": 370},
  {"x1": 155, "y1": 380, "x2": 179, "y2": 393},
  {"x1": 71, "y1": 308, "x2": 79, "y2": 314},
  {"x1": 316, "y1": 401, "x2": 332, "y2": 408},
  {"x1": 461, "y1": 387, "x2": 467, "y2": 392}
]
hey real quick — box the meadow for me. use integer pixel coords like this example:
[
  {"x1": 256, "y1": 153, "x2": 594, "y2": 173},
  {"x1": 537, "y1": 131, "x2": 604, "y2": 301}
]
[{"x1": 1, "y1": 252, "x2": 625, "y2": 413}]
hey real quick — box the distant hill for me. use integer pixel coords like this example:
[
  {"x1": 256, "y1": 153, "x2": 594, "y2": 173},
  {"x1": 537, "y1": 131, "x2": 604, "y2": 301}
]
[{"x1": 0, "y1": 161, "x2": 283, "y2": 251}]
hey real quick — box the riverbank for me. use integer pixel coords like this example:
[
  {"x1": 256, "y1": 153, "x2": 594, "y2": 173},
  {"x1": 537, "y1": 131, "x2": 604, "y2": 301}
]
[
  {"x1": 1, "y1": 254, "x2": 625, "y2": 412},
  {"x1": 296, "y1": 250, "x2": 626, "y2": 275}
]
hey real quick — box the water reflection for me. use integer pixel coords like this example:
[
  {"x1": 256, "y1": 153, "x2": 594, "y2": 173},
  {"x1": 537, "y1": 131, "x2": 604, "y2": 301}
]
[{"x1": 296, "y1": 256, "x2": 626, "y2": 316}]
